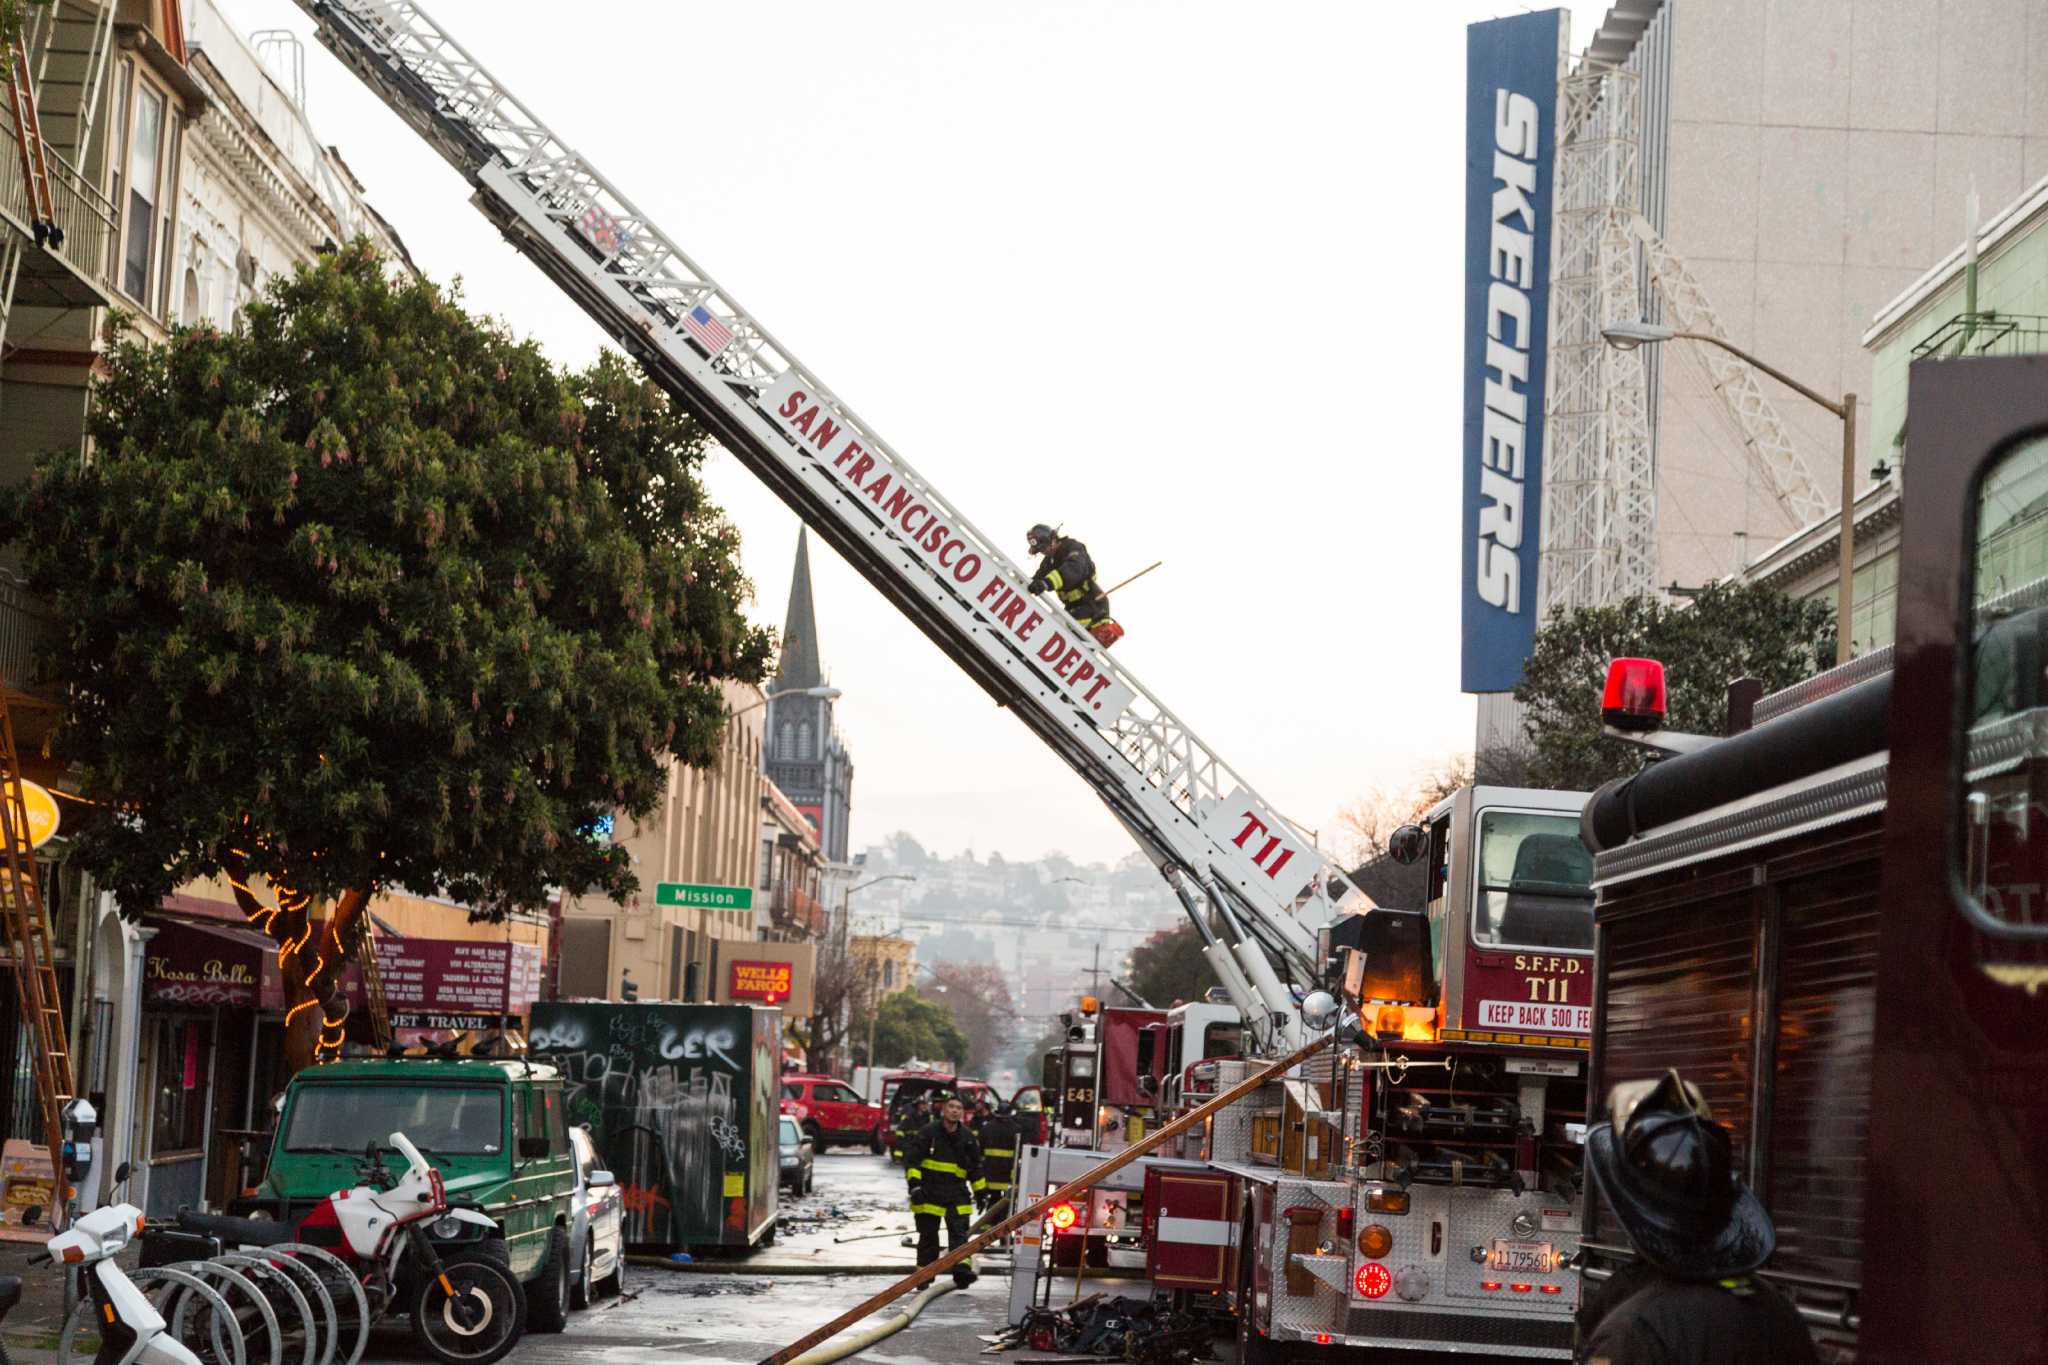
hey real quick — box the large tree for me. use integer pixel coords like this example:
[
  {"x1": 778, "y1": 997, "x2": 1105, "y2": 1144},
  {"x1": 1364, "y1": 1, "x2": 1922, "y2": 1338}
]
[
  {"x1": 865, "y1": 990, "x2": 969, "y2": 1070},
  {"x1": 1513, "y1": 582, "x2": 1836, "y2": 791},
  {"x1": 1, "y1": 247, "x2": 771, "y2": 1068},
  {"x1": 1125, "y1": 924, "x2": 1211, "y2": 1009},
  {"x1": 924, "y1": 960, "x2": 1015, "y2": 1077}
]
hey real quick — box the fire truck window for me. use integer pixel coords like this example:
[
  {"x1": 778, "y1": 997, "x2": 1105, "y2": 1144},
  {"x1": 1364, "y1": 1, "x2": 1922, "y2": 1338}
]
[
  {"x1": 1202, "y1": 1023, "x2": 1243, "y2": 1058},
  {"x1": 1961, "y1": 434, "x2": 2048, "y2": 934},
  {"x1": 1068, "y1": 1052, "x2": 1097, "y2": 1080},
  {"x1": 1471, "y1": 810, "x2": 1594, "y2": 952}
]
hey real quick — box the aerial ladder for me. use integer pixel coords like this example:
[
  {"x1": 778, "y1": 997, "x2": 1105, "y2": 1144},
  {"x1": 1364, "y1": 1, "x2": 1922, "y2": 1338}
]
[{"x1": 288, "y1": 0, "x2": 1359, "y2": 1052}]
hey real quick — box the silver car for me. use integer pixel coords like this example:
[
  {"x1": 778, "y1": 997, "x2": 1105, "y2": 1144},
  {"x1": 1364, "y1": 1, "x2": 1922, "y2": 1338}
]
[
  {"x1": 568, "y1": 1123, "x2": 625, "y2": 1308},
  {"x1": 778, "y1": 1115, "x2": 815, "y2": 1195}
]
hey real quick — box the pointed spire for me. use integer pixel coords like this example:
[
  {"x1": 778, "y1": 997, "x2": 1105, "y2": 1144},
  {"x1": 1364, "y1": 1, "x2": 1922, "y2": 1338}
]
[{"x1": 773, "y1": 529, "x2": 824, "y2": 688}]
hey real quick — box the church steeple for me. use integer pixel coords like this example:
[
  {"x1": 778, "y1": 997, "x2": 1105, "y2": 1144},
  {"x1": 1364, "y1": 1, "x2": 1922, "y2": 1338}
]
[{"x1": 773, "y1": 529, "x2": 824, "y2": 690}]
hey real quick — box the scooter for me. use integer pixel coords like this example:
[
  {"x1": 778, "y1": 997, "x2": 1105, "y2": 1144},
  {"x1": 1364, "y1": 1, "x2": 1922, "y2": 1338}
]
[
  {"x1": 158, "y1": 1133, "x2": 522, "y2": 1365},
  {"x1": 47, "y1": 1163, "x2": 204, "y2": 1365}
]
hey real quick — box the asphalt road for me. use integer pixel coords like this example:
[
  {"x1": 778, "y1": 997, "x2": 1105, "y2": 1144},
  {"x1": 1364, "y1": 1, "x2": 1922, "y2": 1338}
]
[
  {"x1": 0, "y1": 1151, "x2": 1196, "y2": 1365},
  {"x1": 529, "y1": 1147, "x2": 1009, "y2": 1365}
]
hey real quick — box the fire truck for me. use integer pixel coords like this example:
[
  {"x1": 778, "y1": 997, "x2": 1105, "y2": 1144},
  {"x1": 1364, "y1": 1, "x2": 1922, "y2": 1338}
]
[
  {"x1": 1571, "y1": 357, "x2": 2048, "y2": 1364},
  {"x1": 1015, "y1": 785, "x2": 1594, "y2": 1359}
]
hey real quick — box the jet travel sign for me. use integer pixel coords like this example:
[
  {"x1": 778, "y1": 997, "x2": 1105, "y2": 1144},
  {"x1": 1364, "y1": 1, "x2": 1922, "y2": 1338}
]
[
  {"x1": 762, "y1": 373, "x2": 1135, "y2": 727},
  {"x1": 1461, "y1": 10, "x2": 1561, "y2": 693}
]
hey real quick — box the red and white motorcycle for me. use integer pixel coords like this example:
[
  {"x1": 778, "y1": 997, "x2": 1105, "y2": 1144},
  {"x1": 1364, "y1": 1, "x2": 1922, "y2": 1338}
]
[{"x1": 157, "y1": 1133, "x2": 523, "y2": 1365}]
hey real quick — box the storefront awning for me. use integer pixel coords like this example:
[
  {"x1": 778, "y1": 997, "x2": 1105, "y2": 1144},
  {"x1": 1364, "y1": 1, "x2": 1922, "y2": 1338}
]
[{"x1": 142, "y1": 916, "x2": 283, "y2": 1010}]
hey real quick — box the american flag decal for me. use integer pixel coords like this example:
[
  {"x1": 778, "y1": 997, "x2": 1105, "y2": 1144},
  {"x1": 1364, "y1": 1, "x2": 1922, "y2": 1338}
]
[{"x1": 682, "y1": 303, "x2": 734, "y2": 356}]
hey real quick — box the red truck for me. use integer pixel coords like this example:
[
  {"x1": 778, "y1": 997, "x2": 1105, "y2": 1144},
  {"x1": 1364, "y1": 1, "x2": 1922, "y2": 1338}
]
[{"x1": 780, "y1": 1073, "x2": 887, "y2": 1152}]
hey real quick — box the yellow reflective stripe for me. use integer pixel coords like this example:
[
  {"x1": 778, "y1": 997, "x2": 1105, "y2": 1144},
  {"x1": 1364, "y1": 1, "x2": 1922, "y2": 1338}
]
[
  {"x1": 954, "y1": 1204, "x2": 974, "y2": 1216},
  {"x1": 1046, "y1": 569, "x2": 1065, "y2": 591},
  {"x1": 922, "y1": 1159, "x2": 966, "y2": 1176},
  {"x1": 910, "y1": 1202, "x2": 945, "y2": 1216},
  {"x1": 971, "y1": 1179, "x2": 987, "y2": 1191},
  {"x1": 983, "y1": 1147, "x2": 1015, "y2": 1157},
  {"x1": 904, "y1": 1167, "x2": 923, "y2": 1180},
  {"x1": 987, "y1": 1181, "x2": 1012, "y2": 1191}
]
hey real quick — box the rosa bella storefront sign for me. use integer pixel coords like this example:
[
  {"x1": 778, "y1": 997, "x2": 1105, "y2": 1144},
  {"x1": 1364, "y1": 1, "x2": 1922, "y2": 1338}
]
[{"x1": 143, "y1": 918, "x2": 283, "y2": 1009}]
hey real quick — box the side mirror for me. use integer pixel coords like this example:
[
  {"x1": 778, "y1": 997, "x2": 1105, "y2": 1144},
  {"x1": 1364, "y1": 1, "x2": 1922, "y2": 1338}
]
[
  {"x1": 1389, "y1": 824, "x2": 1427, "y2": 865},
  {"x1": 112, "y1": 1161, "x2": 132, "y2": 1185},
  {"x1": 518, "y1": 1136, "x2": 550, "y2": 1161},
  {"x1": 587, "y1": 1169, "x2": 616, "y2": 1188}
]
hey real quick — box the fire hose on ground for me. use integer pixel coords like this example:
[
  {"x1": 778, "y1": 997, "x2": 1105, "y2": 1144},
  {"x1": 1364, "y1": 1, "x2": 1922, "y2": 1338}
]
[{"x1": 757, "y1": 1032, "x2": 1333, "y2": 1365}]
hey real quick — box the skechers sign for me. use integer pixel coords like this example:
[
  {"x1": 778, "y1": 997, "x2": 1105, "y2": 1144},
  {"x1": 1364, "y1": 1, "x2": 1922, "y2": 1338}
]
[{"x1": 1461, "y1": 11, "x2": 1560, "y2": 693}]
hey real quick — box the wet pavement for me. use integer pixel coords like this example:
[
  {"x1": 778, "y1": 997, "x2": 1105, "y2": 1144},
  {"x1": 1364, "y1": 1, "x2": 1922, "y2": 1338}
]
[{"x1": 0, "y1": 1152, "x2": 1225, "y2": 1364}]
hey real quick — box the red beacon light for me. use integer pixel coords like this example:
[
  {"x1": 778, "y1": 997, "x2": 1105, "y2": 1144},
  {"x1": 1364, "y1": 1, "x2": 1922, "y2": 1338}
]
[{"x1": 1601, "y1": 657, "x2": 1667, "y2": 733}]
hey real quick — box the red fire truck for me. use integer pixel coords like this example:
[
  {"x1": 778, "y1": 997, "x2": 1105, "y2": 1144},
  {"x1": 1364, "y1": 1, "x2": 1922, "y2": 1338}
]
[{"x1": 1573, "y1": 358, "x2": 2048, "y2": 1362}]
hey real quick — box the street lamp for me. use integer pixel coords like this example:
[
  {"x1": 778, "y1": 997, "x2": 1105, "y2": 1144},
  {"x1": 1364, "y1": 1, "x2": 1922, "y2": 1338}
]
[
  {"x1": 1601, "y1": 321, "x2": 1859, "y2": 665},
  {"x1": 730, "y1": 684, "x2": 842, "y2": 717}
]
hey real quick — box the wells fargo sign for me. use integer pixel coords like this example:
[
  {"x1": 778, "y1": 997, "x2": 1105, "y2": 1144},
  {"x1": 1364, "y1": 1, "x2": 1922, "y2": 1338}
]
[{"x1": 728, "y1": 959, "x2": 793, "y2": 1004}]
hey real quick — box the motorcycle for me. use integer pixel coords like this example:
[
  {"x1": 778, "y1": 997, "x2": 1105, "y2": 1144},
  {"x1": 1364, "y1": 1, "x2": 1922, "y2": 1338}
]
[
  {"x1": 49, "y1": 1163, "x2": 204, "y2": 1365},
  {"x1": 159, "y1": 1133, "x2": 523, "y2": 1365}
]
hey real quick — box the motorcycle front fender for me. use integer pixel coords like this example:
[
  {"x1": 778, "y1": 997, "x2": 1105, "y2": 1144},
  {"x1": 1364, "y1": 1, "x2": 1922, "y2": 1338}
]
[{"x1": 91, "y1": 1262, "x2": 166, "y2": 1335}]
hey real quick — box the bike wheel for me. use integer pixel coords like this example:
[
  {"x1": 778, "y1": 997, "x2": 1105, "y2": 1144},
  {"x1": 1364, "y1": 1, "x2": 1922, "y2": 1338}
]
[{"x1": 410, "y1": 1259, "x2": 523, "y2": 1365}]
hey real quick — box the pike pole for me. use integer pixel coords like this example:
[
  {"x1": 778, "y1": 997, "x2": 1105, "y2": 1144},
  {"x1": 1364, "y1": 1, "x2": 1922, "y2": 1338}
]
[{"x1": 758, "y1": 1030, "x2": 1333, "y2": 1365}]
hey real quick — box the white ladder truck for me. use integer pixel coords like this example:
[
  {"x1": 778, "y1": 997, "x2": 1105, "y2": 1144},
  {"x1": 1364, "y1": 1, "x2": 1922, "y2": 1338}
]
[{"x1": 288, "y1": 5, "x2": 1594, "y2": 1358}]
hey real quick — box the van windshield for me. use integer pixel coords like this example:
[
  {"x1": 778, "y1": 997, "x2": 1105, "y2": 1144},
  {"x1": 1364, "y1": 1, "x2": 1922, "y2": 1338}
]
[
  {"x1": 285, "y1": 1084, "x2": 505, "y2": 1156},
  {"x1": 1471, "y1": 810, "x2": 1595, "y2": 952}
]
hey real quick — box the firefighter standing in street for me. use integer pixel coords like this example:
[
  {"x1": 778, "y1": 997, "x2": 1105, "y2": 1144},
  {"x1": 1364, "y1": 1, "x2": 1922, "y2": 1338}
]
[
  {"x1": 891, "y1": 1092, "x2": 932, "y2": 1162},
  {"x1": 904, "y1": 1095, "x2": 983, "y2": 1288},
  {"x1": 974, "y1": 1098, "x2": 1022, "y2": 1217},
  {"x1": 1027, "y1": 523, "x2": 1122, "y2": 648}
]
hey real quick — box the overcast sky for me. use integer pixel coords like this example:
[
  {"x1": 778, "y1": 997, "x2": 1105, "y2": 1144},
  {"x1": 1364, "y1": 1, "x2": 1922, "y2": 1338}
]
[{"x1": 217, "y1": 0, "x2": 1615, "y2": 866}]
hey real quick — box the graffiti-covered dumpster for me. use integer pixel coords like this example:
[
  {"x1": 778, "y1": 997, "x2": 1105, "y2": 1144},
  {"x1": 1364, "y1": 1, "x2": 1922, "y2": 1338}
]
[{"x1": 530, "y1": 1001, "x2": 780, "y2": 1251}]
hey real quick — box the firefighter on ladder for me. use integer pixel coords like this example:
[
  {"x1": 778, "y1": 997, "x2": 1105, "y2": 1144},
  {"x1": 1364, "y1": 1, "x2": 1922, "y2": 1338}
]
[
  {"x1": 904, "y1": 1094, "x2": 982, "y2": 1288},
  {"x1": 1027, "y1": 524, "x2": 1123, "y2": 649}
]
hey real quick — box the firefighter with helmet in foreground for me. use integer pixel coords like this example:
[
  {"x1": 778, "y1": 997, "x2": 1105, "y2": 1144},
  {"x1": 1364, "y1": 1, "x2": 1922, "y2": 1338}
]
[
  {"x1": 1027, "y1": 524, "x2": 1122, "y2": 649},
  {"x1": 904, "y1": 1094, "x2": 983, "y2": 1288}
]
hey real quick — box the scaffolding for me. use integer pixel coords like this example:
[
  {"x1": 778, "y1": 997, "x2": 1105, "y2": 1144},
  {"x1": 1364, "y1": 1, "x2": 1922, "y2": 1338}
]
[{"x1": 1539, "y1": 60, "x2": 1656, "y2": 615}]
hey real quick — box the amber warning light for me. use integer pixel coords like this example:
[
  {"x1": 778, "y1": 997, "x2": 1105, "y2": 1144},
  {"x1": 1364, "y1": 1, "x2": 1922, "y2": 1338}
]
[{"x1": 1601, "y1": 658, "x2": 1666, "y2": 733}]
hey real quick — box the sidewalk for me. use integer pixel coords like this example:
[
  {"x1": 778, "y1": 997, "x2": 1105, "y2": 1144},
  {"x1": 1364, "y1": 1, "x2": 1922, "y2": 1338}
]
[{"x1": 0, "y1": 1236, "x2": 79, "y2": 1365}]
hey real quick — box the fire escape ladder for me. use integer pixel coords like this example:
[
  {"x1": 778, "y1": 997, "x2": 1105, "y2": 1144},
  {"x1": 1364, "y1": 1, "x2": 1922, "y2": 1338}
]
[{"x1": 0, "y1": 689, "x2": 74, "y2": 1211}]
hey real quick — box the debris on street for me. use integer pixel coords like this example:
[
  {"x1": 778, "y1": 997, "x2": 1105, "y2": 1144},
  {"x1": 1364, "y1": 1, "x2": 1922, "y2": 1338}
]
[{"x1": 992, "y1": 1294, "x2": 1213, "y2": 1363}]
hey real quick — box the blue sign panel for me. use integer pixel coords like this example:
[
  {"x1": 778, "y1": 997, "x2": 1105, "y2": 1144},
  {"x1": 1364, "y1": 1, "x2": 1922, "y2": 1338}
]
[{"x1": 1461, "y1": 10, "x2": 1560, "y2": 693}]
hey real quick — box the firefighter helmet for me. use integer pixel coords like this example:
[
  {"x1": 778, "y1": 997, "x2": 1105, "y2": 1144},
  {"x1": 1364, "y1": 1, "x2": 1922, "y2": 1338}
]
[{"x1": 1026, "y1": 523, "x2": 1057, "y2": 555}]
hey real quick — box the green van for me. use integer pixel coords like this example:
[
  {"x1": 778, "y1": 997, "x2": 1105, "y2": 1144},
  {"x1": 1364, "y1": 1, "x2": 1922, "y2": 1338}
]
[{"x1": 255, "y1": 1057, "x2": 580, "y2": 1332}]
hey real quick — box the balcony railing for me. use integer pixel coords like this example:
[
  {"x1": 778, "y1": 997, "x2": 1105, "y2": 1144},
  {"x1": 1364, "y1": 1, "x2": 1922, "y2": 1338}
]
[
  {"x1": 1913, "y1": 312, "x2": 2048, "y2": 361},
  {"x1": 0, "y1": 570, "x2": 52, "y2": 694},
  {"x1": 0, "y1": 114, "x2": 114, "y2": 308},
  {"x1": 768, "y1": 884, "x2": 827, "y2": 938}
]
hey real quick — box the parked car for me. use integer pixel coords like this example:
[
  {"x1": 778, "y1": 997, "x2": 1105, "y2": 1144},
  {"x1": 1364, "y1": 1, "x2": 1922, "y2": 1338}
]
[
  {"x1": 778, "y1": 1117, "x2": 815, "y2": 1195},
  {"x1": 255, "y1": 1057, "x2": 579, "y2": 1333},
  {"x1": 1009, "y1": 1084, "x2": 1048, "y2": 1145},
  {"x1": 780, "y1": 1074, "x2": 886, "y2": 1152},
  {"x1": 566, "y1": 1124, "x2": 624, "y2": 1309}
]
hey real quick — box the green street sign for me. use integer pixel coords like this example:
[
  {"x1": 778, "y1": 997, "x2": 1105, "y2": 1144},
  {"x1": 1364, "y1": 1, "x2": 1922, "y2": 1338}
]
[{"x1": 655, "y1": 882, "x2": 754, "y2": 911}]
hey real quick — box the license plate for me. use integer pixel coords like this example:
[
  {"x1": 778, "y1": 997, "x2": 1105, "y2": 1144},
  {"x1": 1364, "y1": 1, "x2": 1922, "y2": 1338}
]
[{"x1": 1489, "y1": 1239, "x2": 1553, "y2": 1273}]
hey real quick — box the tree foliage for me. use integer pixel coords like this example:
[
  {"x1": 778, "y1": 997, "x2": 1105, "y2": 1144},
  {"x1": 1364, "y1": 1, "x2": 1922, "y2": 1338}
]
[
  {"x1": 1337, "y1": 749, "x2": 1530, "y2": 908},
  {"x1": 1512, "y1": 582, "x2": 1836, "y2": 791},
  {"x1": 924, "y1": 960, "x2": 1015, "y2": 1077},
  {"x1": 867, "y1": 989, "x2": 969, "y2": 1070},
  {"x1": 1125, "y1": 924, "x2": 1212, "y2": 1009},
  {"x1": 0, "y1": 247, "x2": 771, "y2": 1065}
]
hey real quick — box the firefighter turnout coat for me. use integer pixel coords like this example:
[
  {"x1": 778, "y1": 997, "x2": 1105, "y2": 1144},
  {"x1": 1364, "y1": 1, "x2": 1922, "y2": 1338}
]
[
  {"x1": 1032, "y1": 537, "x2": 1111, "y2": 627},
  {"x1": 905, "y1": 1118, "x2": 985, "y2": 1217},
  {"x1": 975, "y1": 1110, "x2": 1022, "y2": 1205}
]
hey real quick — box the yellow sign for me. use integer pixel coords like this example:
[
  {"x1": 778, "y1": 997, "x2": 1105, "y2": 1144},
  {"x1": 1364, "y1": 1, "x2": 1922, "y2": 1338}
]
[
  {"x1": 17, "y1": 782, "x2": 57, "y2": 849},
  {"x1": 722, "y1": 1172, "x2": 744, "y2": 1197}
]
